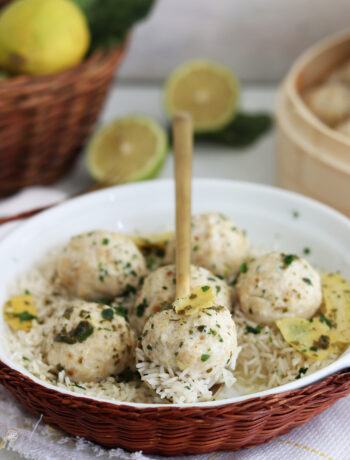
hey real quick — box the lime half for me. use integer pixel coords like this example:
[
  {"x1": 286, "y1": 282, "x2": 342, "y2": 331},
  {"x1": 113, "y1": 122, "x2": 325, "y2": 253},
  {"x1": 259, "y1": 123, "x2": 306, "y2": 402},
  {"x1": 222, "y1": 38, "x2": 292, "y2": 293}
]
[
  {"x1": 165, "y1": 59, "x2": 240, "y2": 132},
  {"x1": 87, "y1": 116, "x2": 168, "y2": 184}
]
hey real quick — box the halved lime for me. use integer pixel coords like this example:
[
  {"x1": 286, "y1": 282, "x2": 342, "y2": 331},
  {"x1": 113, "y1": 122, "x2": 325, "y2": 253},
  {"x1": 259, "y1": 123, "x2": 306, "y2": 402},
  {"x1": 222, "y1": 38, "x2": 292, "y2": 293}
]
[
  {"x1": 86, "y1": 116, "x2": 168, "y2": 184},
  {"x1": 164, "y1": 59, "x2": 240, "y2": 132}
]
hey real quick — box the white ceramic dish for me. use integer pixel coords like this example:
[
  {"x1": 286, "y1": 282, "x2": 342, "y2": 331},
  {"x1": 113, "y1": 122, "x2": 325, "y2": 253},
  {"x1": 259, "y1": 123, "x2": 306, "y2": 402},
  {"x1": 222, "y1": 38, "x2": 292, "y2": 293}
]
[{"x1": 0, "y1": 178, "x2": 349, "y2": 408}]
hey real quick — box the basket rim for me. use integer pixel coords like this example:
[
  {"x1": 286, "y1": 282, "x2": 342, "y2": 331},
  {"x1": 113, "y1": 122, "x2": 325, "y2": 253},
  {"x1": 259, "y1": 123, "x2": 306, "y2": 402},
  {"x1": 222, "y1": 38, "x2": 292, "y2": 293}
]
[
  {"x1": 0, "y1": 179, "x2": 349, "y2": 409},
  {"x1": 1, "y1": 358, "x2": 350, "y2": 414},
  {"x1": 0, "y1": 41, "x2": 128, "y2": 90}
]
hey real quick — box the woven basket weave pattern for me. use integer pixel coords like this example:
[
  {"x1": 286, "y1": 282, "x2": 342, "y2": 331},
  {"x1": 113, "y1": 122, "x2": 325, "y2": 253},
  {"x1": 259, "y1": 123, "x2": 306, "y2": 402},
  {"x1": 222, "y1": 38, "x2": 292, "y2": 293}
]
[
  {"x1": 0, "y1": 361, "x2": 350, "y2": 456},
  {"x1": 0, "y1": 1, "x2": 126, "y2": 196}
]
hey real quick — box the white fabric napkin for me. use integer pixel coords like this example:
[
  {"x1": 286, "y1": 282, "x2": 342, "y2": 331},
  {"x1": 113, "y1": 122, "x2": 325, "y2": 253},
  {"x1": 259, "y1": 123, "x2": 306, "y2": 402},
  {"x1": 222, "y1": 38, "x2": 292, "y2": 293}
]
[{"x1": 0, "y1": 188, "x2": 349, "y2": 460}]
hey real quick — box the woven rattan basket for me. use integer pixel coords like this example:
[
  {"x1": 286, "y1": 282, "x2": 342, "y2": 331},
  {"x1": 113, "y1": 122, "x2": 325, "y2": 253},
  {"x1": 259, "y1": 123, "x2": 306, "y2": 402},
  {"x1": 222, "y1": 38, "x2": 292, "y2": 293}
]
[
  {"x1": 0, "y1": 361, "x2": 350, "y2": 455},
  {"x1": 0, "y1": 1, "x2": 127, "y2": 197}
]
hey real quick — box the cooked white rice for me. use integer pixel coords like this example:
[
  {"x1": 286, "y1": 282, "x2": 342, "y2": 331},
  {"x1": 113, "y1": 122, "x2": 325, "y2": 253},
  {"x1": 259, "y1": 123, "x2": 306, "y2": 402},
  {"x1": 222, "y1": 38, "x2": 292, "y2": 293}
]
[{"x1": 3, "y1": 247, "x2": 340, "y2": 405}]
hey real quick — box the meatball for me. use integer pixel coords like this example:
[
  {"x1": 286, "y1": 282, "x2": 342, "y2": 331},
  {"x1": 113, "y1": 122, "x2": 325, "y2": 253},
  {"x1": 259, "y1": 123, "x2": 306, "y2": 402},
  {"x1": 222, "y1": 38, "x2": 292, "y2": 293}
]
[
  {"x1": 57, "y1": 231, "x2": 146, "y2": 301},
  {"x1": 165, "y1": 213, "x2": 248, "y2": 278},
  {"x1": 43, "y1": 301, "x2": 135, "y2": 382},
  {"x1": 141, "y1": 306, "x2": 238, "y2": 381},
  {"x1": 236, "y1": 252, "x2": 322, "y2": 325},
  {"x1": 133, "y1": 264, "x2": 232, "y2": 331},
  {"x1": 304, "y1": 82, "x2": 350, "y2": 126}
]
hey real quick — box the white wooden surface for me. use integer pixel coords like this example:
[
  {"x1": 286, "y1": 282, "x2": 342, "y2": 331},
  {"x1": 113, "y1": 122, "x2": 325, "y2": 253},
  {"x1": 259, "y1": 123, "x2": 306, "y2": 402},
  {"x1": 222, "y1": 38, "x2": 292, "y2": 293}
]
[
  {"x1": 56, "y1": 82, "x2": 276, "y2": 196},
  {"x1": 118, "y1": 0, "x2": 350, "y2": 82}
]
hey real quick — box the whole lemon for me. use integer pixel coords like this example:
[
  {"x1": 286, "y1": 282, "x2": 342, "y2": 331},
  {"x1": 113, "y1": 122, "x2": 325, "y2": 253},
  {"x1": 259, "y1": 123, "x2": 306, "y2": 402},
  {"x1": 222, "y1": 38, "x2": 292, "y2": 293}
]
[{"x1": 0, "y1": 0, "x2": 90, "y2": 75}]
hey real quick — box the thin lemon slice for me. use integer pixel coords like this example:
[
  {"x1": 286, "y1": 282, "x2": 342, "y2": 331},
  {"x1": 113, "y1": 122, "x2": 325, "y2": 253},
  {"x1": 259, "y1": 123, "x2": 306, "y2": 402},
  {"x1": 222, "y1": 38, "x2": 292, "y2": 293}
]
[
  {"x1": 165, "y1": 59, "x2": 240, "y2": 132},
  {"x1": 3, "y1": 294, "x2": 37, "y2": 332},
  {"x1": 86, "y1": 116, "x2": 168, "y2": 183},
  {"x1": 173, "y1": 286, "x2": 215, "y2": 316}
]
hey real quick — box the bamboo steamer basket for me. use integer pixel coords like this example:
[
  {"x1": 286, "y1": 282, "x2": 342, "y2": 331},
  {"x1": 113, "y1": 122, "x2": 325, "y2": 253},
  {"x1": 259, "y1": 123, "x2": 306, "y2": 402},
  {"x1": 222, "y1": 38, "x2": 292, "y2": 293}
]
[{"x1": 276, "y1": 30, "x2": 350, "y2": 217}]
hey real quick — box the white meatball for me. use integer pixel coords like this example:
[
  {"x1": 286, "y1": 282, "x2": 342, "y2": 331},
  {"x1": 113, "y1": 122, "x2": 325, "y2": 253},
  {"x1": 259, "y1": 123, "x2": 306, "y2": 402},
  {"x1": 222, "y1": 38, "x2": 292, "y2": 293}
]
[
  {"x1": 304, "y1": 82, "x2": 350, "y2": 126},
  {"x1": 133, "y1": 264, "x2": 232, "y2": 331},
  {"x1": 236, "y1": 252, "x2": 322, "y2": 325},
  {"x1": 165, "y1": 213, "x2": 248, "y2": 277},
  {"x1": 57, "y1": 231, "x2": 146, "y2": 301},
  {"x1": 141, "y1": 306, "x2": 238, "y2": 380},
  {"x1": 43, "y1": 301, "x2": 135, "y2": 382}
]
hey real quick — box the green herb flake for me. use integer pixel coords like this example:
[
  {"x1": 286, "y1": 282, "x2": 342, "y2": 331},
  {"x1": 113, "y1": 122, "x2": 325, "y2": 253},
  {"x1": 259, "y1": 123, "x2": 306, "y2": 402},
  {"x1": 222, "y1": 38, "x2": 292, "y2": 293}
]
[
  {"x1": 302, "y1": 277, "x2": 312, "y2": 286},
  {"x1": 303, "y1": 248, "x2": 311, "y2": 255},
  {"x1": 73, "y1": 321, "x2": 94, "y2": 343},
  {"x1": 147, "y1": 344, "x2": 152, "y2": 351},
  {"x1": 201, "y1": 354, "x2": 210, "y2": 362},
  {"x1": 282, "y1": 254, "x2": 298, "y2": 268},
  {"x1": 240, "y1": 262, "x2": 248, "y2": 274},
  {"x1": 22, "y1": 356, "x2": 30, "y2": 361},
  {"x1": 245, "y1": 325, "x2": 263, "y2": 334},
  {"x1": 7, "y1": 311, "x2": 37, "y2": 323},
  {"x1": 101, "y1": 308, "x2": 114, "y2": 320},
  {"x1": 136, "y1": 298, "x2": 147, "y2": 318},
  {"x1": 72, "y1": 383, "x2": 86, "y2": 390},
  {"x1": 319, "y1": 313, "x2": 333, "y2": 329},
  {"x1": 201, "y1": 286, "x2": 210, "y2": 292},
  {"x1": 114, "y1": 305, "x2": 129, "y2": 322},
  {"x1": 295, "y1": 367, "x2": 308, "y2": 379},
  {"x1": 102, "y1": 238, "x2": 109, "y2": 245}
]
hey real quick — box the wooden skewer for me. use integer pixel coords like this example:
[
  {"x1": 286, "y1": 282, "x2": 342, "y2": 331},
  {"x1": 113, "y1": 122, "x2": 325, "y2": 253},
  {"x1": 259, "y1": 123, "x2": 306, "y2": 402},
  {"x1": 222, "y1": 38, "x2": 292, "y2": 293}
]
[{"x1": 173, "y1": 112, "x2": 193, "y2": 299}]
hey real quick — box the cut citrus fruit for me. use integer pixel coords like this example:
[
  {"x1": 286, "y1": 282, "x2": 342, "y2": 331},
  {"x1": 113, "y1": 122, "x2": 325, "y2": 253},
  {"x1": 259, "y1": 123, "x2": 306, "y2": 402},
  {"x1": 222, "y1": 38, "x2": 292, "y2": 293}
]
[
  {"x1": 86, "y1": 116, "x2": 168, "y2": 183},
  {"x1": 165, "y1": 60, "x2": 240, "y2": 132}
]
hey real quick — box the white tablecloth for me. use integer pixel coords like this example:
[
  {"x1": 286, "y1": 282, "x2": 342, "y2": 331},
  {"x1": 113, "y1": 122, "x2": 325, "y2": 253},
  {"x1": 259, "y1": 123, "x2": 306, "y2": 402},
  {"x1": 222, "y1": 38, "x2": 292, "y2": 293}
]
[{"x1": 0, "y1": 187, "x2": 349, "y2": 460}]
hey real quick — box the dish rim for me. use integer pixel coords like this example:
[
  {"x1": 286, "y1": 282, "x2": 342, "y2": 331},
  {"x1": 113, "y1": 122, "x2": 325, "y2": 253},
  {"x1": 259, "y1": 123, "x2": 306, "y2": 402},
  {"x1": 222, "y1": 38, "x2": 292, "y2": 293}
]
[{"x1": 0, "y1": 178, "x2": 349, "y2": 409}]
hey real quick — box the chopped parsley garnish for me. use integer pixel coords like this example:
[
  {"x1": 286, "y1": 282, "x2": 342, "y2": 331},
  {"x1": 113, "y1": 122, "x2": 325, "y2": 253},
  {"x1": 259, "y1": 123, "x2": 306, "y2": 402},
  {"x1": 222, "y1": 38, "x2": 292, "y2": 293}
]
[
  {"x1": 101, "y1": 308, "x2": 114, "y2": 320},
  {"x1": 240, "y1": 262, "x2": 248, "y2": 274},
  {"x1": 302, "y1": 277, "x2": 312, "y2": 285},
  {"x1": 245, "y1": 325, "x2": 263, "y2": 334},
  {"x1": 201, "y1": 354, "x2": 210, "y2": 362},
  {"x1": 201, "y1": 286, "x2": 210, "y2": 292},
  {"x1": 293, "y1": 211, "x2": 299, "y2": 218},
  {"x1": 314, "y1": 335, "x2": 330, "y2": 350},
  {"x1": 185, "y1": 385, "x2": 191, "y2": 390},
  {"x1": 193, "y1": 245, "x2": 198, "y2": 252},
  {"x1": 22, "y1": 356, "x2": 30, "y2": 361},
  {"x1": 282, "y1": 253, "x2": 298, "y2": 268},
  {"x1": 319, "y1": 313, "x2": 333, "y2": 329},
  {"x1": 54, "y1": 321, "x2": 94, "y2": 344},
  {"x1": 72, "y1": 383, "x2": 86, "y2": 390},
  {"x1": 102, "y1": 238, "x2": 109, "y2": 245},
  {"x1": 7, "y1": 311, "x2": 37, "y2": 323},
  {"x1": 303, "y1": 248, "x2": 311, "y2": 255},
  {"x1": 74, "y1": 321, "x2": 94, "y2": 343},
  {"x1": 295, "y1": 367, "x2": 308, "y2": 380},
  {"x1": 147, "y1": 344, "x2": 152, "y2": 351},
  {"x1": 113, "y1": 305, "x2": 129, "y2": 322},
  {"x1": 310, "y1": 346, "x2": 318, "y2": 352},
  {"x1": 24, "y1": 289, "x2": 30, "y2": 295},
  {"x1": 136, "y1": 298, "x2": 147, "y2": 317},
  {"x1": 216, "y1": 285, "x2": 221, "y2": 295}
]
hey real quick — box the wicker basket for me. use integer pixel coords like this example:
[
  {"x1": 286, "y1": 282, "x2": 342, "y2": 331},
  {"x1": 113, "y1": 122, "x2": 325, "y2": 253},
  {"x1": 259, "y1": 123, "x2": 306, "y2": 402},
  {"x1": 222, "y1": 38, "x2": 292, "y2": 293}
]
[
  {"x1": 0, "y1": 360, "x2": 349, "y2": 456},
  {"x1": 0, "y1": 0, "x2": 127, "y2": 196}
]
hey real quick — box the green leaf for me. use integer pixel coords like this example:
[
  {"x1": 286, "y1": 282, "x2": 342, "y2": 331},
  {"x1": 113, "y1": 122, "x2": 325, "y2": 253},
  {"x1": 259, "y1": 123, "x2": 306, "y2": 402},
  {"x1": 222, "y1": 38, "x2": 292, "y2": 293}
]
[
  {"x1": 194, "y1": 112, "x2": 273, "y2": 148},
  {"x1": 73, "y1": 0, "x2": 156, "y2": 51}
]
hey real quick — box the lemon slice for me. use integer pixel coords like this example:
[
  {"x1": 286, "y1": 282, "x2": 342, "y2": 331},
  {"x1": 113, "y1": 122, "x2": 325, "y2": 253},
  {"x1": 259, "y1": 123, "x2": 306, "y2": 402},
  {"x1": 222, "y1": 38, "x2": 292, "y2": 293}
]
[
  {"x1": 86, "y1": 116, "x2": 168, "y2": 183},
  {"x1": 165, "y1": 60, "x2": 240, "y2": 132}
]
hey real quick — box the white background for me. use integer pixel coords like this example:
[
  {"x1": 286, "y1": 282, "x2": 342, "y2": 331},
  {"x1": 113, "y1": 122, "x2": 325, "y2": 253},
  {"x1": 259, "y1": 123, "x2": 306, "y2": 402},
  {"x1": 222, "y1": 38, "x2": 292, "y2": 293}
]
[{"x1": 118, "y1": 0, "x2": 350, "y2": 83}]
